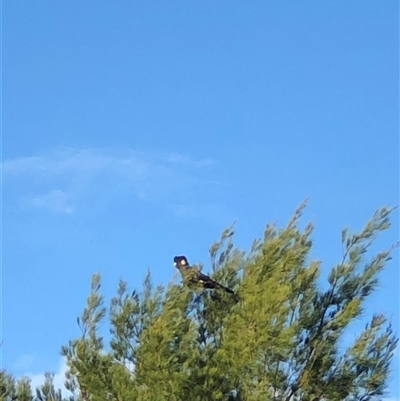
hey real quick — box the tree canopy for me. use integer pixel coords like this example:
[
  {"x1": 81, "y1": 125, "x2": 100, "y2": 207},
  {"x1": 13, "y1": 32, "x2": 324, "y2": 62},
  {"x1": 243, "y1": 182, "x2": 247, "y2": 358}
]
[{"x1": 2, "y1": 204, "x2": 398, "y2": 401}]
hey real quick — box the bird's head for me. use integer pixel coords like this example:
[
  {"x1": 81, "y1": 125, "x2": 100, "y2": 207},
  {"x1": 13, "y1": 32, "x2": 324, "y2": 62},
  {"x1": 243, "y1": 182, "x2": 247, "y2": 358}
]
[{"x1": 174, "y1": 255, "x2": 189, "y2": 269}]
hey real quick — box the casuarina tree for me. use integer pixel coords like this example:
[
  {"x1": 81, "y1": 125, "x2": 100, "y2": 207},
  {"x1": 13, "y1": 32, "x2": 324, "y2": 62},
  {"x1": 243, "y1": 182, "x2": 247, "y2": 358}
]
[{"x1": 60, "y1": 203, "x2": 398, "y2": 401}]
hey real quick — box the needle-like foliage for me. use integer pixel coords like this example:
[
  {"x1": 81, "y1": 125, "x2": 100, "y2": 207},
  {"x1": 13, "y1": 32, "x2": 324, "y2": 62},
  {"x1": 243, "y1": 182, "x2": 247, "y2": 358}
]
[
  {"x1": 0, "y1": 370, "x2": 73, "y2": 401},
  {"x1": 53, "y1": 204, "x2": 398, "y2": 401}
]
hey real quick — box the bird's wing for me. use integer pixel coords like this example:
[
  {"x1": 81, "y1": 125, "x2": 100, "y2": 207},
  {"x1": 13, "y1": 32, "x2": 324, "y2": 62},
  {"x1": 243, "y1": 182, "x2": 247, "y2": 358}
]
[{"x1": 198, "y1": 272, "x2": 234, "y2": 294}]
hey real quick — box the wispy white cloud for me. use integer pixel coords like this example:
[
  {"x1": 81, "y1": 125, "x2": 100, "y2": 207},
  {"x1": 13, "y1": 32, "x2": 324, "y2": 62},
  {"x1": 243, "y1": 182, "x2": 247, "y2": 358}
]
[
  {"x1": 21, "y1": 190, "x2": 74, "y2": 214},
  {"x1": 164, "y1": 152, "x2": 213, "y2": 167},
  {"x1": 13, "y1": 354, "x2": 35, "y2": 370},
  {"x1": 2, "y1": 147, "x2": 218, "y2": 215}
]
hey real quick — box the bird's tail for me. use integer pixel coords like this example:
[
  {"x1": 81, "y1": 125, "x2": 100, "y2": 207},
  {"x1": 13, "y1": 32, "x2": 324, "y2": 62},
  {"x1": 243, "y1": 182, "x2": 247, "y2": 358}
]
[
  {"x1": 216, "y1": 282, "x2": 240, "y2": 302},
  {"x1": 199, "y1": 273, "x2": 237, "y2": 298},
  {"x1": 215, "y1": 282, "x2": 234, "y2": 294},
  {"x1": 209, "y1": 279, "x2": 238, "y2": 298}
]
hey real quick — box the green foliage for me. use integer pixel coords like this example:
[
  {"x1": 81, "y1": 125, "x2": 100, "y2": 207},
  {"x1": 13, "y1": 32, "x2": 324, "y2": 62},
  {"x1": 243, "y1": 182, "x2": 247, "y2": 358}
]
[
  {"x1": 56, "y1": 204, "x2": 398, "y2": 400},
  {"x1": 2, "y1": 204, "x2": 395, "y2": 400},
  {"x1": 1, "y1": 370, "x2": 19, "y2": 401},
  {"x1": 0, "y1": 371, "x2": 34, "y2": 401},
  {"x1": 0, "y1": 370, "x2": 74, "y2": 401},
  {"x1": 35, "y1": 373, "x2": 65, "y2": 401}
]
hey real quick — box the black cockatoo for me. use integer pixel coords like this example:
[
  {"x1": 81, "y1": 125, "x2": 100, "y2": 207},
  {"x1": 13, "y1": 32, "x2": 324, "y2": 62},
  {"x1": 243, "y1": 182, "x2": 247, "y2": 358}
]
[{"x1": 174, "y1": 255, "x2": 235, "y2": 294}]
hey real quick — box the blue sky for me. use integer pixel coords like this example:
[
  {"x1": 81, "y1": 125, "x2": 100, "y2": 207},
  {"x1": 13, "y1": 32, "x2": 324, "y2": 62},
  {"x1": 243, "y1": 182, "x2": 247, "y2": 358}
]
[{"x1": 2, "y1": 0, "x2": 399, "y2": 397}]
